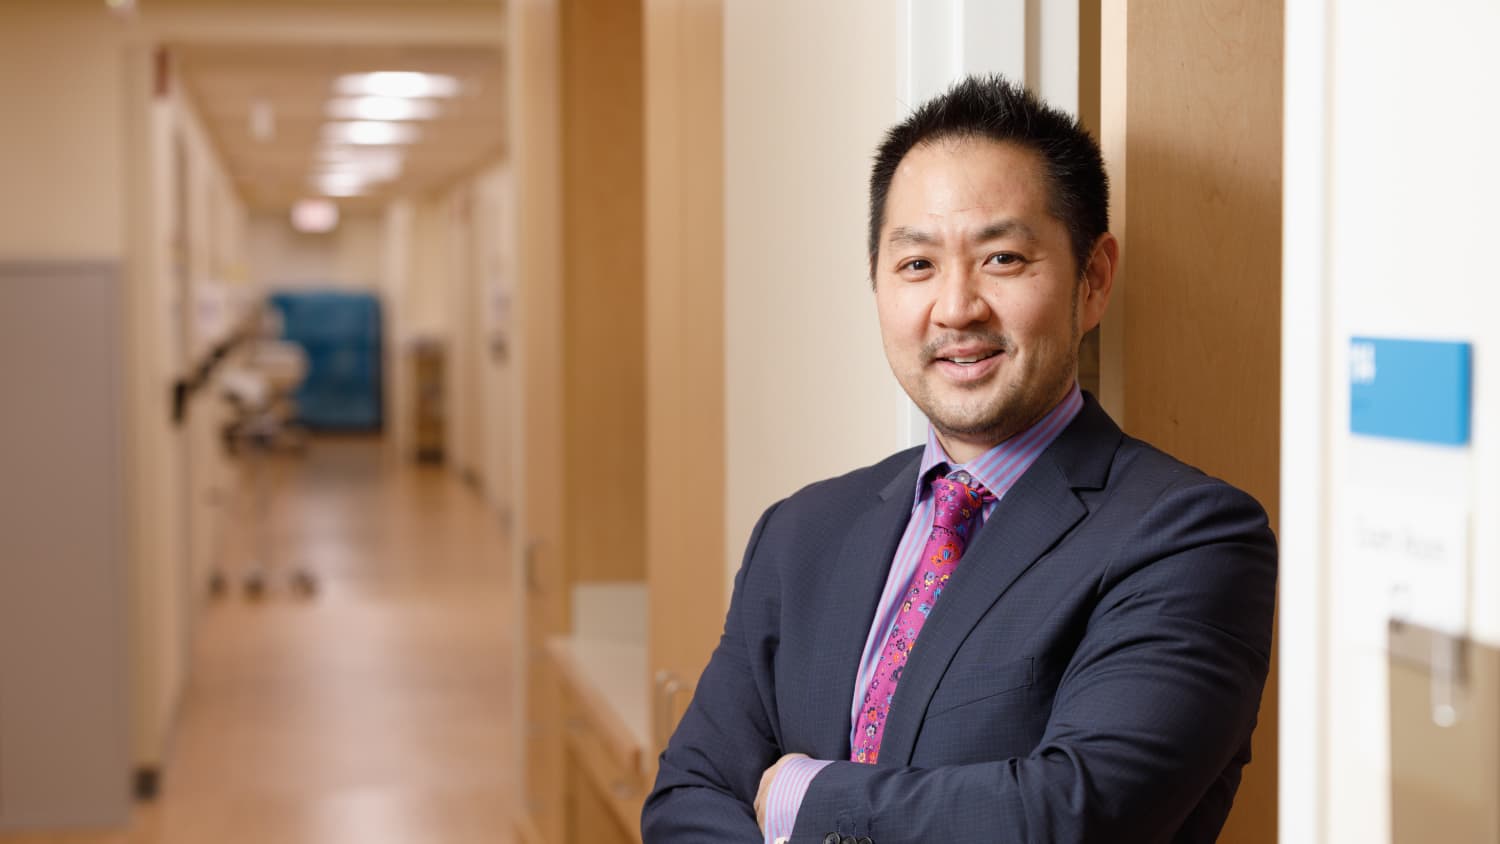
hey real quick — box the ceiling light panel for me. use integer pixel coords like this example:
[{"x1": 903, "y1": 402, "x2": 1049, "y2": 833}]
[
  {"x1": 314, "y1": 172, "x2": 368, "y2": 197},
  {"x1": 322, "y1": 121, "x2": 419, "y2": 146},
  {"x1": 316, "y1": 148, "x2": 404, "y2": 180},
  {"x1": 326, "y1": 97, "x2": 439, "y2": 122},
  {"x1": 334, "y1": 72, "x2": 462, "y2": 99}
]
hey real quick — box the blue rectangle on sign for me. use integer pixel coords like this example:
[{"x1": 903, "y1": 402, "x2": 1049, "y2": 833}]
[{"x1": 1349, "y1": 337, "x2": 1471, "y2": 445}]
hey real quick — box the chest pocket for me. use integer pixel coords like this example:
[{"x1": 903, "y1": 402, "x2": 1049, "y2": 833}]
[{"x1": 925, "y1": 656, "x2": 1034, "y2": 718}]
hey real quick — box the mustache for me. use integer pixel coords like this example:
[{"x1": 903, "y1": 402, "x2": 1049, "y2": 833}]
[{"x1": 921, "y1": 331, "x2": 1012, "y2": 362}]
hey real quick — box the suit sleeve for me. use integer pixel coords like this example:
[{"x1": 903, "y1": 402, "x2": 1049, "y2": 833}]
[
  {"x1": 641, "y1": 500, "x2": 787, "y2": 842},
  {"x1": 789, "y1": 479, "x2": 1277, "y2": 844}
]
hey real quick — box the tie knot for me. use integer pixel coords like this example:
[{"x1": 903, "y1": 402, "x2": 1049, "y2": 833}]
[
  {"x1": 930, "y1": 470, "x2": 991, "y2": 530},
  {"x1": 947, "y1": 469, "x2": 976, "y2": 487}
]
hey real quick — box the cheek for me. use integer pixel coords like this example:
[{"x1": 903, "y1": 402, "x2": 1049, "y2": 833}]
[{"x1": 875, "y1": 293, "x2": 922, "y2": 346}]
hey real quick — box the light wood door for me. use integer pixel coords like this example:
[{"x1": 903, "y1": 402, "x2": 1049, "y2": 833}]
[
  {"x1": 1101, "y1": 3, "x2": 1283, "y2": 841},
  {"x1": 643, "y1": 0, "x2": 727, "y2": 758}
]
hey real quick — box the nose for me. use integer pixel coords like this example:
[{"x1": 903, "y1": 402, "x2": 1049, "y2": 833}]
[{"x1": 930, "y1": 265, "x2": 991, "y2": 328}]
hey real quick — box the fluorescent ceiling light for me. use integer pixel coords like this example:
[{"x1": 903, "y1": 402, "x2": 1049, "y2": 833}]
[
  {"x1": 313, "y1": 171, "x2": 370, "y2": 194},
  {"x1": 327, "y1": 97, "x2": 439, "y2": 121},
  {"x1": 315, "y1": 149, "x2": 403, "y2": 181},
  {"x1": 316, "y1": 179, "x2": 367, "y2": 198},
  {"x1": 322, "y1": 121, "x2": 419, "y2": 146},
  {"x1": 334, "y1": 72, "x2": 461, "y2": 99},
  {"x1": 291, "y1": 199, "x2": 340, "y2": 234},
  {"x1": 318, "y1": 145, "x2": 402, "y2": 163}
]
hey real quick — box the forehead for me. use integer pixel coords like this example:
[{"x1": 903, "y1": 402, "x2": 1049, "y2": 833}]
[{"x1": 884, "y1": 137, "x2": 1052, "y2": 227}]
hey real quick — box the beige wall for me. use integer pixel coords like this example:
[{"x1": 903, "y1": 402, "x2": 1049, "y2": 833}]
[
  {"x1": 381, "y1": 200, "x2": 416, "y2": 460},
  {"x1": 128, "y1": 49, "x2": 253, "y2": 772},
  {"x1": 723, "y1": 0, "x2": 911, "y2": 581},
  {"x1": 0, "y1": 2, "x2": 127, "y2": 260},
  {"x1": 247, "y1": 211, "x2": 385, "y2": 290},
  {"x1": 0, "y1": 0, "x2": 252, "y2": 781},
  {"x1": 472, "y1": 162, "x2": 516, "y2": 522}
]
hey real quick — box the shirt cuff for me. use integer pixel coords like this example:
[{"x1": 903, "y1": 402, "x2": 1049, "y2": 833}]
[{"x1": 763, "y1": 757, "x2": 834, "y2": 844}]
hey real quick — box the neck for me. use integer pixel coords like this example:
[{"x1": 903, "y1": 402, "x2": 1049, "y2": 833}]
[{"x1": 932, "y1": 382, "x2": 1078, "y2": 464}]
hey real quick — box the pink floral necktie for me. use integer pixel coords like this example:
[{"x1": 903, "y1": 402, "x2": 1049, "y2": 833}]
[{"x1": 851, "y1": 469, "x2": 993, "y2": 765}]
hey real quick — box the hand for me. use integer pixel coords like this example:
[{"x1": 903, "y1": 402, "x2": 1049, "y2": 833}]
[{"x1": 754, "y1": 752, "x2": 809, "y2": 833}]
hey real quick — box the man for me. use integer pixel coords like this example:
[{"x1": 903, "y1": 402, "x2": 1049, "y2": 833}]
[{"x1": 641, "y1": 75, "x2": 1276, "y2": 843}]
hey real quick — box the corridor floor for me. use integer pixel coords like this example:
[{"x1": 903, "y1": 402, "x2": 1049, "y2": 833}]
[{"x1": 2, "y1": 439, "x2": 517, "y2": 844}]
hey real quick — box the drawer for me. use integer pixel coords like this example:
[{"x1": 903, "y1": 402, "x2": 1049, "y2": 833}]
[{"x1": 564, "y1": 696, "x2": 646, "y2": 843}]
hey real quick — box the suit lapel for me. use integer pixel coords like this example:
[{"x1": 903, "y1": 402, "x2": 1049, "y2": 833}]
[
  {"x1": 802, "y1": 454, "x2": 921, "y2": 760},
  {"x1": 877, "y1": 396, "x2": 1122, "y2": 765}
]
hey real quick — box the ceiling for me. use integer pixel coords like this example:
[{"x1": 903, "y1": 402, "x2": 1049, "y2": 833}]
[{"x1": 175, "y1": 43, "x2": 507, "y2": 211}]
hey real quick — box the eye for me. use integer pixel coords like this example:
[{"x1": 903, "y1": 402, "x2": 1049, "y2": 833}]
[
  {"x1": 985, "y1": 252, "x2": 1025, "y2": 267},
  {"x1": 898, "y1": 258, "x2": 934, "y2": 274}
]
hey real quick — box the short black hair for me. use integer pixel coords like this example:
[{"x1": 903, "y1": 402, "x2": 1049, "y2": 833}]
[{"x1": 868, "y1": 74, "x2": 1109, "y2": 280}]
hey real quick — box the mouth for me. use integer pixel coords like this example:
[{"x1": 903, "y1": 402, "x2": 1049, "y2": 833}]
[
  {"x1": 929, "y1": 347, "x2": 1006, "y2": 382},
  {"x1": 935, "y1": 349, "x2": 1002, "y2": 366}
]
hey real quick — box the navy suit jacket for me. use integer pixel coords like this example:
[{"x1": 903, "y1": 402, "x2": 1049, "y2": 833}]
[{"x1": 642, "y1": 395, "x2": 1277, "y2": 843}]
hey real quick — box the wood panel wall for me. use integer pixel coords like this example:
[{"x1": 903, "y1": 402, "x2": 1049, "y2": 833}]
[
  {"x1": 511, "y1": 0, "x2": 566, "y2": 839},
  {"x1": 1104, "y1": 3, "x2": 1283, "y2": 842},
  {"x1": 561, "y1": 0, "x2": 647, "y2": 584},
  {"x1": 644, "y1": 0, "x2": 726, "y2": 751}
]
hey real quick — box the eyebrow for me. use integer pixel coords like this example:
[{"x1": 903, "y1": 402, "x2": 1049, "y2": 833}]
[{"x1": 885, "y1": 219, "x2": 1040, "y2": 249}]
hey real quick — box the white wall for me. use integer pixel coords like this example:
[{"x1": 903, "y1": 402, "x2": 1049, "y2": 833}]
[{"x1": 1281, "y1": 2, "x2": 1500, "y2": 841}]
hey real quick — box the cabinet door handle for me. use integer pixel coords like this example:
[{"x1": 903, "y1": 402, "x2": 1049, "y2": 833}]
[{"x1": 653, "y1": 670, "x2": 680, "y2": 747}]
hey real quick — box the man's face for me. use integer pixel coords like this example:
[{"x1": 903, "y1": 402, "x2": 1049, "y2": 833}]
[{"x1": 874, "y1": 137, "x2": 1110, "y2": 460}]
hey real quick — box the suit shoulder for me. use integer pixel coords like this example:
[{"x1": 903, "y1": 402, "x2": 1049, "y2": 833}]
[
  {"x1": 768, "y1": 446, "x2": 922, "y2": 523},
  {"x1": 1109, "y1": 435, "x2": 1269, "y2": 518}
]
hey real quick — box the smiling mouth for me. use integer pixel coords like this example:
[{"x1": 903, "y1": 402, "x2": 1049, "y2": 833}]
[{"x1": 937, "y1": 350, "x2": 1002, "y2": 366}]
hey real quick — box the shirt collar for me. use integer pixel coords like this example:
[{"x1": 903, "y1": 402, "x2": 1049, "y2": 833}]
[{"x1": 913, "y1": 383, "x2": 1085, "y2": 507}]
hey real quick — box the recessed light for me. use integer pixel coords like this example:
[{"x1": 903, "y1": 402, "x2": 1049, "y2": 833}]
[
  {"x1": 322, "y1": 121, "x2": 419, "y2": 146},
  {"x1": 327, "y1": 97, "x2": 439, "y2": 121},
  {"x1": 315, "y1": 148, "x2": 403, "y2": 181},
  {"x1": 334, "y1": 72, "x2": 461, "y2": 99},
  {"x1": 291, "y1": 199, "x2": 340, "y2": 233},
  {"x1": 313, "y1": 172, "x2": 369, "y2": 195}
]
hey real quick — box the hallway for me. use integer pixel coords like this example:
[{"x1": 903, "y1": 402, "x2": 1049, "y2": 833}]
[{"x1": 1, "y1": 440, "x2": 517, "y2": 844}]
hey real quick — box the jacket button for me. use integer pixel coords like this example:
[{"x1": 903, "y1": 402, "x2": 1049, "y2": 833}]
[
  {"x1": 841, "y1": 837, "x2": 858, "y2": 844},
  {"x1": 823, "y1": 836, "x2": 840, "y2": 844}
]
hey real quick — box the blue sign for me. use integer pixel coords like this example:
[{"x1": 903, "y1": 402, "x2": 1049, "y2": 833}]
[{"x1": 1349, "y1": 337, "x2": 1471, "y2": 446}]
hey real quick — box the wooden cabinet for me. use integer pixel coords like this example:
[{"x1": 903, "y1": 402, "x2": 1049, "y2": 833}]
[{"x1": 535, "y1": 584, "x2": 649, "y2": 844}]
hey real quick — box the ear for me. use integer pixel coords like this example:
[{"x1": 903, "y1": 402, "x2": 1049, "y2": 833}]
[{"x1": 1077, "y1": 232, "x2": 1118, "y2": 334}]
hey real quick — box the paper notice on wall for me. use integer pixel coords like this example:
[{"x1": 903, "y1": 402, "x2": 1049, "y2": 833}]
[{"x1": 1345, "y1": 492, "x2": 1471, "y2": 638}]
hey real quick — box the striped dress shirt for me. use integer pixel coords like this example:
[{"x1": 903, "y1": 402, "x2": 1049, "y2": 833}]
[{"x1": 761, "y1": 384, "x2": 1084, "y2": 844}]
